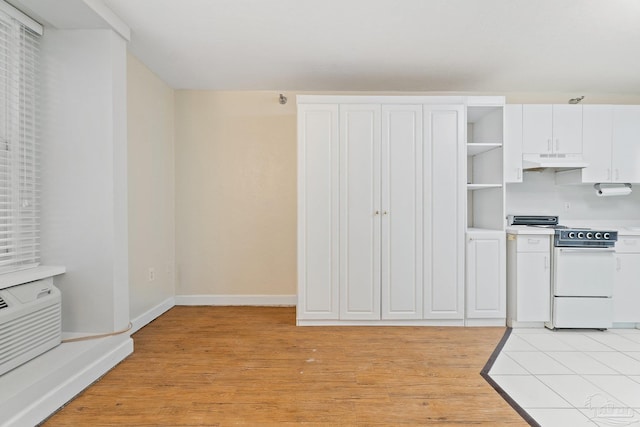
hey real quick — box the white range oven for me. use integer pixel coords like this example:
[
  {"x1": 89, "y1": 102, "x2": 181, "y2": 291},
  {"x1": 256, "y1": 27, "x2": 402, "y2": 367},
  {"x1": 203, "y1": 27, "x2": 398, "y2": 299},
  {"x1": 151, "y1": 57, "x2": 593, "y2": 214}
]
[{"x1": 508, "y1": 215, "x2": 619, "y2": 329}]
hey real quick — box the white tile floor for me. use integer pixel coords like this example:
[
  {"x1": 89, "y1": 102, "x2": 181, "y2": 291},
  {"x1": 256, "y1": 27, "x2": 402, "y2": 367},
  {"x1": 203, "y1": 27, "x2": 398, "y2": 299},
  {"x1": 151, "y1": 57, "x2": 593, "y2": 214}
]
[{"x1": 489, "y1": 328, "x2": 640, "y2": 427}]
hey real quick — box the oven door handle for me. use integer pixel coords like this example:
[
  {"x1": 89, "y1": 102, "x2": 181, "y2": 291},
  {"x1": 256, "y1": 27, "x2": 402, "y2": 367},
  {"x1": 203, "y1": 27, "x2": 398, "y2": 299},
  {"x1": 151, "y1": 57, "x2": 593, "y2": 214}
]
[{"x1": 558, "y1": 248, "x2": 615, "y2": 253}]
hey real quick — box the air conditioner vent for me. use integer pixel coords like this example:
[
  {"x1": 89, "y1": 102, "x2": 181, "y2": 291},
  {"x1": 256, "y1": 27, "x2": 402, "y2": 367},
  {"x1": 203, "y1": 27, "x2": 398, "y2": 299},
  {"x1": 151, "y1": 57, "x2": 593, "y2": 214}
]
[
  {"x1": 0, "y1": 296, "x2": 7, "y2": 310},
  {"x1": 0, "y1": 281, "x2": 61, "y2": 375}
]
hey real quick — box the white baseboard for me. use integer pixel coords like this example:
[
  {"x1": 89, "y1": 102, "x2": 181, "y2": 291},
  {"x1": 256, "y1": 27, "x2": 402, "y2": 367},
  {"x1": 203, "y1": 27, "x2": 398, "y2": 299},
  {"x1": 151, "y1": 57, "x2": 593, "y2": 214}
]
[
  {"x1": 2, "y1": 335, "x2": 133, "y2": 427},
  {"x1": 174, "y1": 294, "x2": 296, "y2": 306},
  {"x1": 130, "y1": 297, "x2": 175, "y2": 334}
]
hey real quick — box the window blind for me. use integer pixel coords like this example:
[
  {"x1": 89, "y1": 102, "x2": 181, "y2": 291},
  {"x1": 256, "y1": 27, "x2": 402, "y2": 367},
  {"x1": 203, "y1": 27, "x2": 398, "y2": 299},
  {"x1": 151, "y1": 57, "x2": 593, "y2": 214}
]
[{"x1": 0, "y1": 6, "x2": 40, "y2": 274}]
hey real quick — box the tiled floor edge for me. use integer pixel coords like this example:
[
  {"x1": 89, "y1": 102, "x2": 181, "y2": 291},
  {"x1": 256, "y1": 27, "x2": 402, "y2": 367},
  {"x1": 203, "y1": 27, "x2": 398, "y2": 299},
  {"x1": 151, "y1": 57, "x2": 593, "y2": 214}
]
[{"x1": 480, "y1": 328, "x2": 541, "y2": 427}]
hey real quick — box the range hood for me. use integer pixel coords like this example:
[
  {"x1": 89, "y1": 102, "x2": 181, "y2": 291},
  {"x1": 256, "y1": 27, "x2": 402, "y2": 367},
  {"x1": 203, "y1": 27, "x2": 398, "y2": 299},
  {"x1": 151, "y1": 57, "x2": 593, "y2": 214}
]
[{"x1": 522, "y1": 154, "x2": 589, "y2": 172}]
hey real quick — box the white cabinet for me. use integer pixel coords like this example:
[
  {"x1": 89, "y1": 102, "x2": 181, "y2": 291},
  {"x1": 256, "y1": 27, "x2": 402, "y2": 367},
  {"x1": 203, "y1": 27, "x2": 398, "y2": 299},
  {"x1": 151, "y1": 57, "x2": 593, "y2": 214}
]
[
  {"x1": 425, "y1": 104, "x2": 465, "y2": 320},
  {"x1": 581, "y1": 105, "x2": 613, "y2": 183},
  {"x1": 504, "y1": 104, "x2": 523, "y2": 183},
  {"x1": 558, "y1": 105, "x2": 640, "y2": 184},
  {"x1": 522, "y1": 104, "x2": 582, "y2": 155},
  {"x1": 611, "y1": 106, "x2": 640, "y2": 183},
  {"x1": 614, "y1": 236, "x2": 640, "y2": 323},
  {"x1": 339, "y1": 104, "x2": 427, "y2": 320},
  {"x1": 339, "y1": 104, "x2": 381, "y2": 320},
  {"x1": 381, "y1": 105, "x2": 424, "y2": 319},
  {"x1": 297, "y1": 96, "x2": 464, "y2": 324},
  {"x1": 507, "y1": 234, "x2": 551, "y2": 326},
  {"x1": 297, "y1": 104, "x2": 339, "y2": 319},
  {"x1": 466, "y1": 231, "x2": 506, "y2": 320}
]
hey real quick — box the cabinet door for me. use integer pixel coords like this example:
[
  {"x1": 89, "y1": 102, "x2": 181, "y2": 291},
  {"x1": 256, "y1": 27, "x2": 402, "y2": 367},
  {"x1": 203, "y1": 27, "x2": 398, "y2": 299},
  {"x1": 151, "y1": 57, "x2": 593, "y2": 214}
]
[
  {"x1": 339, "y1": 104, "x2": 381, "y2": 320},
  {"x1": 297, "y1": 104, "x2": 339, "y2": 319},
  {"x1": 381, "y1": 105, "x2": 423, "y2": 319},
  {"x1": 522, "y1": 104, "x2": 552, "y2": 154},
  {"x1": 423, "y1": 105, "x2": 465, "y2": 319},
  {"x1": 516, "y1": 252, "x2": 551, "y2": 322},
  {"x1": 613, "y1": 253, "x2": 640, "y2": 323},
  {"x1": 552, "y1": 105, "x2": 582, "y2": 154},
  {"x1": 466, "y1": 234, "x2": 506, "y2": 319},
  {"x1": 581, "y1": 105, "x2": 613, "y2": 183},
  {"x1": 612, "y1": 106, "x2": 640, "y2": 183},
  {"x1": 504, "y1": 105, "x2": 523, "y2": 183}
]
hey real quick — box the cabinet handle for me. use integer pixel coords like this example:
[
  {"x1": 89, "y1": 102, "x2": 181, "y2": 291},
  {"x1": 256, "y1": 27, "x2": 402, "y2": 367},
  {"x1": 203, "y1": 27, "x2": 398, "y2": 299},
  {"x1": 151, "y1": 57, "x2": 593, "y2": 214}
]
[
  {"x1": 383, "y1": 211, "x2": 388, "y2": 215},
  {"x1": 616, "y1": 257, "x2": 621, "y2": 271},
  {"x1": 374, "y1": 211, "x2": 380, "y2": 215},
  {"x1": 517, "y1": 168, "x2": 522, "y2": 180},
  {"x1": 607, "y1": 168, "x2": 611, "y2": 181},
  {"x1": 555, "y1": 138, "x2": 559, "y2": 152},
  {"x1": 616, "y1": 169, "x2": 620, "y2": 180},
  {"x1": 544, "y1": 256, "x2": 549, "y2": 269},
  {"x1": 547, "y1": 138, "x2": 552, "y2": 152},
  {"x1": 527, "y1": 239, "x2": 540, "y2": 244}
]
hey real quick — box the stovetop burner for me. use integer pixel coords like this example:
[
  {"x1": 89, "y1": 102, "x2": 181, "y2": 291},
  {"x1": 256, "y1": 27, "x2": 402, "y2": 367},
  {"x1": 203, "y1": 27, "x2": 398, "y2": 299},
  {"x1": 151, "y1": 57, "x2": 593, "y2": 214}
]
[{"x1": 508, "y1": 215, "x2": 618, "y2": 248}]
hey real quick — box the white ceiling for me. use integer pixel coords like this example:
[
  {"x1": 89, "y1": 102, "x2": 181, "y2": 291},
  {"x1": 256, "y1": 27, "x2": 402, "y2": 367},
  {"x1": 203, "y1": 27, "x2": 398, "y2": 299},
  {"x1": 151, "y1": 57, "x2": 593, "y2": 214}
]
[{"x1": 52, "y1": 0, "x2": 640, "y2": 92}]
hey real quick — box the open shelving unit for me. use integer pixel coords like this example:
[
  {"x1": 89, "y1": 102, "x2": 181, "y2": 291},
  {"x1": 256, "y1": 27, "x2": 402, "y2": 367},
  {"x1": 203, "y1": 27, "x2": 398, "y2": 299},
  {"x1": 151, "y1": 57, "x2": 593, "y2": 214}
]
[{"x1": 465, "y1": 101, "x2": 505, "y2": 232}]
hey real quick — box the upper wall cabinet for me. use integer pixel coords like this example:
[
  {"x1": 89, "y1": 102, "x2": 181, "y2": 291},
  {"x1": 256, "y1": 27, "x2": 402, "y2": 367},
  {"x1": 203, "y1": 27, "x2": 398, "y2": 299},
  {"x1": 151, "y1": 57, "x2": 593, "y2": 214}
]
[
  {"x1": 522, "y1": 105, "x2": 582, "y2": 155},
  {"x1": 611, "y1": 106, "x2": 640, "y2": 183},
  {"x1": 557, "y1": 105, "x2": 640, "y2": 184}
]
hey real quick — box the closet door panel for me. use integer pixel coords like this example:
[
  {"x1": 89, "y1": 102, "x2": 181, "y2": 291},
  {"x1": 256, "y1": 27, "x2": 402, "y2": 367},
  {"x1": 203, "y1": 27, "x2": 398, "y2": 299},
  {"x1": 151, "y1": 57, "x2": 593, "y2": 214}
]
[
  {"x1": 297, "y1": 105, "x2": 339, "y2": 319},
  {"x1": 339, "y1": 105, "x2": 381, "y2": 320},
  {"x1": 381, "y1": 105, "x2": 423, "y2": 319},
  {"x1": 424, "y1": 105, "x2": 464, "y2": 319}
]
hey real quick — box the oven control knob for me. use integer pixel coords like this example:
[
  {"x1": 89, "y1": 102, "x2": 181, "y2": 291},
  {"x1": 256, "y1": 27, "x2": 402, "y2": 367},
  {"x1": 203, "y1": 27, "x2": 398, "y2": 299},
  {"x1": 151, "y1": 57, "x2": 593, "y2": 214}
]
[
  {"x1": 578, "y1": 232, "x2": 585, "y2": 239},
  {"x1": 604, "y1": 233, "x2": 610, "y2": 239},
  {"x1": 568, "y1": 232, "x2": 576, "y2": 238},
  {"x1": 587, "y1": 232, "x2": 593, "y2": 239},
  {"x1": 595, "y1": 232, "x2": 602, "y2": 239}
]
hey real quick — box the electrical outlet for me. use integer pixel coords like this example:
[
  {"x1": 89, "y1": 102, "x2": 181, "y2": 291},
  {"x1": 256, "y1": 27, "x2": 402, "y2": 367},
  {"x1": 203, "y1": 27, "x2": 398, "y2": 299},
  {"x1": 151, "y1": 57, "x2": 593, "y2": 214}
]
[{"x1": 148, "y1": 267, "x2": 155, "y2": 282}]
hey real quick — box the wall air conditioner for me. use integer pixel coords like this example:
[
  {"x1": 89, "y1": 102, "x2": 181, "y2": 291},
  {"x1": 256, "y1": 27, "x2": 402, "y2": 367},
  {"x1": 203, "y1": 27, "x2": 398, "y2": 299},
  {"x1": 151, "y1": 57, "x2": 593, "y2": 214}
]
[{"x1": 0, "y1": 278, "x2": 61, "y2": 376}]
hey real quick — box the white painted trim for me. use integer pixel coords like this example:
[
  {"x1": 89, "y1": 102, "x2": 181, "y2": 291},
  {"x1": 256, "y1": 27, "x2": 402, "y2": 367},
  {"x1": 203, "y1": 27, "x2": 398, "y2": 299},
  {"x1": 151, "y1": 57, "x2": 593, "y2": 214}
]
[
  {"x1": 82, "y1": 0, "x2": 131, "y2": 41},
  {"x1": 506, "y1": 320, "x2": 546, "y2": 328},
  {"x1": 464, "y1": 318, "x2": 507, "y2": 327},
  {"x1": 296, "y1": 319, "x2": 466, "y2": 327},
  {"x1": 175, "y1": 294, "x2": 296, "y2": 306},
  {"x1": 0, "y1": 1, "x2": 43, "y2": 35},
  {"x1": 130, "y1": 297, "x2": 175, "y2": 334},
  {"x1": 296, "y1": 95, "x2": 466, "y2": 105},
  {"x1": 0, "y1": 265, "x2": 65, "y2": 290},
  {"x1": 3, "y1": 337, "x2": 133, "y2": 427}
]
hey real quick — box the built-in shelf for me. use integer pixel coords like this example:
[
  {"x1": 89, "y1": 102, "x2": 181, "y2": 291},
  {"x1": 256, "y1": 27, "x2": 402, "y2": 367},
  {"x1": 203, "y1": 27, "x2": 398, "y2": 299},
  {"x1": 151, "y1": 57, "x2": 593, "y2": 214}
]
[
  {"x1": 467, "y1": 106, "x2": 502, "y2": 123},
  {"x1": 467, "y1": 183, "x2": 503, "y2": 190},
  {"x1": 466, "y1": 143, "x2": 502, "y2": 156}
]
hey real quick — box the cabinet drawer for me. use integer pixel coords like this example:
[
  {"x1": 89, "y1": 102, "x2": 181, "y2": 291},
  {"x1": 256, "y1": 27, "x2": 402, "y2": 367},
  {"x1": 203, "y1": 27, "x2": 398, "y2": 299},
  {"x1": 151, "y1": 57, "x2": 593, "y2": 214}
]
[
  {"x1": 616, "y1": 237, "x2": 640, "y2": 253},
  {"x1": 516, "y1": 235, "x2": 550, "y2": 252}
]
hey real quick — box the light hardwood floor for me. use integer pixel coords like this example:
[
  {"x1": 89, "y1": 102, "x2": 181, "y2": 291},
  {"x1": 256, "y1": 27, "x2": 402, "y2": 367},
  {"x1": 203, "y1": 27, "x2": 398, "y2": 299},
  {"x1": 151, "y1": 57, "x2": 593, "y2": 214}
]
[{"x1": 43, "y1": 306, "x2": 526, "y2": 426}]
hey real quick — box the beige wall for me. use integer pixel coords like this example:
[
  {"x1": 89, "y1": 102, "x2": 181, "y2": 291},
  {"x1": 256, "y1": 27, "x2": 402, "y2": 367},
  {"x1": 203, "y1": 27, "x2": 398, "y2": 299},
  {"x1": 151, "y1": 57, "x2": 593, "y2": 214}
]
[
  {"x1": 127, "y1": 53, "x2": 176, "y2": 317},
  {"x1": 175, "y1": 91, "x2": 297, "y2": 295},
  {"x1": 172, "y1": 90, "x2": 640, "y2": 298}
]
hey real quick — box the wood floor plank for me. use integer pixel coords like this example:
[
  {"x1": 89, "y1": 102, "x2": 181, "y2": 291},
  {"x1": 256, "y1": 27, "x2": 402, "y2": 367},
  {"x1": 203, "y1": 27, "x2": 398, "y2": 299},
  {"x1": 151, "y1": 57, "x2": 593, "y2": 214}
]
[{"x1": 42, "y1": 306, "x2": 526, "y2": 426}]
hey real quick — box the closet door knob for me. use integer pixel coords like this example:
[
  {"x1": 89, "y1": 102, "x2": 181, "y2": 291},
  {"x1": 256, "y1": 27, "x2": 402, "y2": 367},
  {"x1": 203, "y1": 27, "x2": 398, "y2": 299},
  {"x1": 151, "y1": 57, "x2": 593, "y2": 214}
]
[{"x1": 374, "y1": 211, "x2": 380, "y2": 215}]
